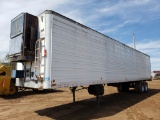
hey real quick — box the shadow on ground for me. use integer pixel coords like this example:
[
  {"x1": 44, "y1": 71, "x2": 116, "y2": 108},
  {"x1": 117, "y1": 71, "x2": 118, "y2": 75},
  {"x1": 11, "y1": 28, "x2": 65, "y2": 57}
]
[{"x1": 35, "y1": 88, "x2": 160, "y2": 120}]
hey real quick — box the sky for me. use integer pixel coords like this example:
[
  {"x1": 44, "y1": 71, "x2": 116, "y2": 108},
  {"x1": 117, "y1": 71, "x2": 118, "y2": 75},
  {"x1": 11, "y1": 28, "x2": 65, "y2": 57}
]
[{"x1": 0, "y1": 0, "x2": 160, "y2": 71}]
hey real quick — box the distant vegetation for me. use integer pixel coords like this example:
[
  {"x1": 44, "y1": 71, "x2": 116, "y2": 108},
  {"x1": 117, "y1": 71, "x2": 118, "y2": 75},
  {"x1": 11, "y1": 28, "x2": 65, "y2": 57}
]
[{"x1": 0, "y1": 54, "x2": 10, "y2": 66}]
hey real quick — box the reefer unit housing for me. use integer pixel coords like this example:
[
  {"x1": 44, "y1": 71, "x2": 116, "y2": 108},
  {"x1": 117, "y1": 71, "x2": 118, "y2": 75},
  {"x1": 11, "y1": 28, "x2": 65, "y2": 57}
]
[
  {"x1": 10, "y1": 13, "x2": 38, "y2": 61},
  {"x1": 9, "y1": 10, "x2": 151, "y2": 92}
]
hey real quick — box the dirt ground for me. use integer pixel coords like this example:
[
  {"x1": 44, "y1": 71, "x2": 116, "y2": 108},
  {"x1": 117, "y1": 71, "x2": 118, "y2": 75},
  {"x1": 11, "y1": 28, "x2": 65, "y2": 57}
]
[{"x1": 0, "y1": 80, "x2": 160, "y2": 120}]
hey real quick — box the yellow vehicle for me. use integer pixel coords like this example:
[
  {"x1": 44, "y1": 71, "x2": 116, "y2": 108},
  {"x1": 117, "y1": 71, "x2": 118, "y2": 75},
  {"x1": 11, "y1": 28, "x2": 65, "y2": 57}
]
[{"x1": 0, "y1": 65, "x2": 18, "y2": 95}]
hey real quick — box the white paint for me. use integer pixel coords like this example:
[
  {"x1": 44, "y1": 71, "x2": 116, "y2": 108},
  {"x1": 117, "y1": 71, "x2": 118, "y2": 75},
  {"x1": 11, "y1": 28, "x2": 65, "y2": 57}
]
[
  {"x1": 13, "y1": 10, "x2": 151, "y2": 89},
  {"x1": 42, "y1": 13, "x2": 52, "y2": 89},
  {"x1": 40, "y1": 11, "x2": 151, "y2": 88},
  {"x1": 17, "y1": 62, "x2": 23, "y2": 70}
]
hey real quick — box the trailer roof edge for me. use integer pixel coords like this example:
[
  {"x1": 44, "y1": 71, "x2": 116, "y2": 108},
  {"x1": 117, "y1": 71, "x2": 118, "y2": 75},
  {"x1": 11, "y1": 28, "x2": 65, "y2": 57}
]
[{"x1": 39, "y1": 10, "x2": 150, "y2": 58}]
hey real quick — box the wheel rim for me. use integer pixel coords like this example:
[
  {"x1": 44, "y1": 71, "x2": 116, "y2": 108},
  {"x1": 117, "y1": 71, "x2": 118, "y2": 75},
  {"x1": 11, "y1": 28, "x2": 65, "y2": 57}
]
[
  {"x1": 141, "y1": 84, "x2": 145, "y2": 92},
  {"x1": 145, "y1": 84, "x2": 148, "y2": 91}
]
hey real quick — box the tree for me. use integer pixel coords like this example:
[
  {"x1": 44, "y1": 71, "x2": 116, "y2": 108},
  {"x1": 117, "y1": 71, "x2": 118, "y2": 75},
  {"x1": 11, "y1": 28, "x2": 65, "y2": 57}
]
[
  {"x1": 0, "y1": 54, "x2": 10, "y2": 66},
  {"x1": 5, "y1": 54, "x2": 10, "y2": 62}
]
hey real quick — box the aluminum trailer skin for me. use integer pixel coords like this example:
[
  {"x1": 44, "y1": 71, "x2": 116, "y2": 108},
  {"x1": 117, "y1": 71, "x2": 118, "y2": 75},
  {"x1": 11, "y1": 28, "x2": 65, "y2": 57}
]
[{"x1": 9, "y1": 10, "x2": 151, "y2": 100}]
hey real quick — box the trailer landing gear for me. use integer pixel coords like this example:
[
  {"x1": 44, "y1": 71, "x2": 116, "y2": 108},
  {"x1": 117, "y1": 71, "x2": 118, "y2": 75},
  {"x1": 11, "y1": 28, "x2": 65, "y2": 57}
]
[
  {"x1": 70, "y1": 87, "x2": 77, "y2": 103},
  {"x1": 70, "y1": 85, "x2": 104, "y2": 105}
]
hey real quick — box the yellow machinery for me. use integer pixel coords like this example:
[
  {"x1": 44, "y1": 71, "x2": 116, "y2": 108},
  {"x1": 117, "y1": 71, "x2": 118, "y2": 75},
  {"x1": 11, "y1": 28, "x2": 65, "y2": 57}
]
[{"x1": 0, "y1": 65, "x2": 18, "y2": 95}]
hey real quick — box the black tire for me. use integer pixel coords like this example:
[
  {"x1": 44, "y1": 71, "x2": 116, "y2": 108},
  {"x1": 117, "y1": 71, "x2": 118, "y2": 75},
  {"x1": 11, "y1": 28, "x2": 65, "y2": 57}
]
[
  {"x1": 138, "y1": 82, "x2": 145, "y2": 93},
  {"x1": 9, "y1": 86, "x2": 18, "y2": 95},
  {"x1": 122, "y1": 83, "x2": 130, "y2": 92},
  {"x1": 117, "y1": 84, "x2": 123, "y2": 92},
  {"x1": 144, "y1": 82, "x2": 148, "y2": 92},
  {"x1": 117, "y1": 83, "x2": 130, "y2": 92},
  {"x1": 135, "y1": 82, "x2": 139, "y2": 92}
]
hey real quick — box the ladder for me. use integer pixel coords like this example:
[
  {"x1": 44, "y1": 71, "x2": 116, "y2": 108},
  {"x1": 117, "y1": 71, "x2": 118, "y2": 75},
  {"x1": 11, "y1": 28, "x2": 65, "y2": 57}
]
[{"x1": 34, "y1": 38, "x2": 44, "y2": 79}]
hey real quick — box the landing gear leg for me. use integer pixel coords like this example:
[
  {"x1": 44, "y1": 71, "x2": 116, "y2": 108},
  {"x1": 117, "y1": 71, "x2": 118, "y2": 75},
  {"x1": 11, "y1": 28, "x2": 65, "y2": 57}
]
[{"x1": 70, "y1": 87, "x2": 77, "y2": 103}]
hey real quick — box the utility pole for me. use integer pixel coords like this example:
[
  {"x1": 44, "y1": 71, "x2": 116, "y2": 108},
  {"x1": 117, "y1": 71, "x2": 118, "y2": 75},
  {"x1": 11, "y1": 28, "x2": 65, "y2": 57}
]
[{"x1": 133, "y1": 33, "x2": 136, "y2": 49}]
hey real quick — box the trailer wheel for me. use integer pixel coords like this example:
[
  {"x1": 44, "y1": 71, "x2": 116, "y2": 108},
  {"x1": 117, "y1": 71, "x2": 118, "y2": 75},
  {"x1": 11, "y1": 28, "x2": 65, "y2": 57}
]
[
  {"x1": 135, "y1": 82, "x2": 139, "y2": 92},
  {"x1": 117, "y1": 83, "x2": 129, "y2": 92},
  {"x1": 138, "y1": 82, "x2": 145, "y2": 93},
  {"x1": 122, "y1": 83, "x2": 130, "y2": 92},
  {"x1": 117, "y1": 84, "x2": 123, "y2": 92},
  {"x1": 9, "y1": 86, "x2": 18, "y2": 95},
  {"x1": 144, "y1": 82, "x2": 148, "y2": 92}
]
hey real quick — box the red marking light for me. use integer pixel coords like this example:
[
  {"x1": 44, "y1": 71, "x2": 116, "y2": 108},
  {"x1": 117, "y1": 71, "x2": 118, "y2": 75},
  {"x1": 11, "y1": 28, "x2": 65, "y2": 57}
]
[{"x1": 44, "y1": 50, "x2": 47, "y2": 57}]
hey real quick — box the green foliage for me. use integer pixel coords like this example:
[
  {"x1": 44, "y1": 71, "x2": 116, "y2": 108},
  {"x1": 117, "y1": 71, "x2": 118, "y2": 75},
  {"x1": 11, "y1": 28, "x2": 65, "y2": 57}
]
[{"x1": 5, "y1": 54, "x2": 10, "y2": 62}]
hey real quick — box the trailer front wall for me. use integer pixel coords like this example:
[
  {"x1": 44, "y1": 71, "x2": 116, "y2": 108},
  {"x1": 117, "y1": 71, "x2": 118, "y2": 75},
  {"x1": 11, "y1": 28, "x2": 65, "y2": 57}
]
[{"x1": 41, "y1": 11, "x2": 151, "y2": 88}]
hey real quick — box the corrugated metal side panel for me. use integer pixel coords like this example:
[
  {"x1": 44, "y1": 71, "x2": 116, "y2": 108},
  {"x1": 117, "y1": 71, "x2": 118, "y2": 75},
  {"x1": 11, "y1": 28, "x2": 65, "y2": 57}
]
[{"x1": 50, "y1": 14, "x2": 150, "y2": 87}]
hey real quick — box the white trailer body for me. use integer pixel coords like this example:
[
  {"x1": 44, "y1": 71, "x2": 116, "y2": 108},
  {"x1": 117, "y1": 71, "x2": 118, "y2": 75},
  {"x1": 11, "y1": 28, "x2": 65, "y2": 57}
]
[{"x1": 9, "y1": 10, "x2": 151, "y2": 90}]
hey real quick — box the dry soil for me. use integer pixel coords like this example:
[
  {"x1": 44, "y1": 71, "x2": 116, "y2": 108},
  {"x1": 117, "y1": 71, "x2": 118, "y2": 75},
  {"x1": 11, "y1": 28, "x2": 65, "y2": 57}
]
[{"x1": 0, "y1": 80, "x2": 160, "y2": 120}]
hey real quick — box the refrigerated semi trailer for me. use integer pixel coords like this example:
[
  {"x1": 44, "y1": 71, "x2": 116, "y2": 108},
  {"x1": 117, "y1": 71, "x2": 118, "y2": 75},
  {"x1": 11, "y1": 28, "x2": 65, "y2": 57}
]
[{"x1": 9, "y1": 10, "x2": 151, "y2": 101}]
